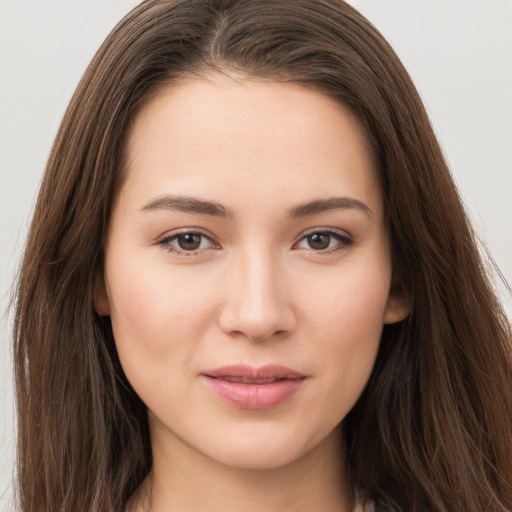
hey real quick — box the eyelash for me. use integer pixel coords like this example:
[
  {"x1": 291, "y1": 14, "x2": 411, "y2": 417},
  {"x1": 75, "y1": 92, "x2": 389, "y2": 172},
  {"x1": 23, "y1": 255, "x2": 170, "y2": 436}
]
[
  {"x1": 157, "y1": 228, "x2": 353, "y2": 257},
  {"x1": 293, "y1": 228, "x2": 353, "y2": 255},
  {"x1": 157, "y1": 230, "x2": 219, "y2": 256}
]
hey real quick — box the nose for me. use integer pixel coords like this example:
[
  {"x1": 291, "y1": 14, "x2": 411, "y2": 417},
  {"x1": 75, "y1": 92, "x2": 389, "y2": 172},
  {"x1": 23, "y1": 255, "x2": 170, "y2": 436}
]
[{"x1": 218, "y1": 249, "x2": 296, "y2": 342}]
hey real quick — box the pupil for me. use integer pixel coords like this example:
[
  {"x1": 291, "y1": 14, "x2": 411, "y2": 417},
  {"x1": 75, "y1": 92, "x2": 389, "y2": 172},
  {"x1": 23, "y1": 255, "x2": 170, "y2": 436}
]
[
  {"x1": 308, "y1": 233, "x2": 330, "y2": 250},
  {"x1": 178, "y1": 233, "x2": 201, "y2": 250}
]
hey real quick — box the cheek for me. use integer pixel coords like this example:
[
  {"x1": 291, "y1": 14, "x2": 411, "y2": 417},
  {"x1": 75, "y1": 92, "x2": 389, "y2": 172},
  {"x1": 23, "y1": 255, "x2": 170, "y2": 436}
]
[
  {"x1": 300, "y1": 262, "x2": 390, "y2": 408},
  {"x1": 105, "y1": 254, "x2": 218, "y2": 382},
  {"x1": 303, "y1": 256, "x2": 391, "y2": 339}
]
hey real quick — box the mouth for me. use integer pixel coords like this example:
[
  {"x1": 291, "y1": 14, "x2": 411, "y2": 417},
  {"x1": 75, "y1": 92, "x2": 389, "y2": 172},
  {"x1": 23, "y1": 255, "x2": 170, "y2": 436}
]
[
  {"x1": 201, "y1": 365, "x2": 306, "y2": 410},
  {"x1": 213, "y1": 375, "x2": 290, "y2": 384}
]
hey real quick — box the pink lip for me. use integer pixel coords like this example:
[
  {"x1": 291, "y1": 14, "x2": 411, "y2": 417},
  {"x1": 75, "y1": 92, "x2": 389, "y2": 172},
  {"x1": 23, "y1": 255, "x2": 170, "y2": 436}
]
[{"x1": 201, "y1": 365, "x2": 306, "y2": 410}]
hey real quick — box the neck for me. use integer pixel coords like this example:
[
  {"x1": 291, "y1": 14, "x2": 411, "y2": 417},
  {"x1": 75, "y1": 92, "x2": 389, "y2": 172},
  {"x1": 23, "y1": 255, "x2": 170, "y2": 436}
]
[{"x1": 129, "y1": 424, "x2": 354, "y2": 512}]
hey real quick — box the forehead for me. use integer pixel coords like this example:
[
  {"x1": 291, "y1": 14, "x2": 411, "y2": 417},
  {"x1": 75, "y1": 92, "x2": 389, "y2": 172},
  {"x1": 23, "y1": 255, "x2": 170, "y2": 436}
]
[{"x1": 119, "y1": 75, "x2": 381, "y2": 216}]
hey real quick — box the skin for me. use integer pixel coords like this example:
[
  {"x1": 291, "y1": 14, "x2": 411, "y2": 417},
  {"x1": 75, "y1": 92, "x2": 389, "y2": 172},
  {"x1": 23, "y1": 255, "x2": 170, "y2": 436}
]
[{"x1": 96, "y1": 75, "x2": 409, "y2": 512}]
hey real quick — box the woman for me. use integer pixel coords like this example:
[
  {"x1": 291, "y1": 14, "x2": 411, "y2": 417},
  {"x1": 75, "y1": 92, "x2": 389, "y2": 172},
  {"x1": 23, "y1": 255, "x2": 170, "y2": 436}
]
[{"x1": 13, "y1": 1, "x2": 512, "y2": 511}]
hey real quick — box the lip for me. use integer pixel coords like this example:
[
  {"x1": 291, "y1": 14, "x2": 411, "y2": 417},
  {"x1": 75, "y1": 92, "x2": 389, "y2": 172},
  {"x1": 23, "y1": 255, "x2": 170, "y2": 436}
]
[{"x1": 201, "y1": 365, "x2": 306, "y2": 410}]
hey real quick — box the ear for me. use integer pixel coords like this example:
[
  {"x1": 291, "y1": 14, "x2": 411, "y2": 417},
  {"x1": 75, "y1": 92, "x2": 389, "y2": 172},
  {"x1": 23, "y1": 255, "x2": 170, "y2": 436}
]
[
  {"x1": 383, "y1": 271, "x2": 411, "y2": 324},
  {"x1": 94, "y1": 272, "x2": 111, "y2": 316}
]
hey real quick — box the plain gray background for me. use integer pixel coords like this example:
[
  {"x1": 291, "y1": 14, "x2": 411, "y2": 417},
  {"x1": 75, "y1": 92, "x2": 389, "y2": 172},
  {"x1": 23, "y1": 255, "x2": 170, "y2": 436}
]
[{"x1": 1, "y1": 1, "x2": 511, "y2": 510}]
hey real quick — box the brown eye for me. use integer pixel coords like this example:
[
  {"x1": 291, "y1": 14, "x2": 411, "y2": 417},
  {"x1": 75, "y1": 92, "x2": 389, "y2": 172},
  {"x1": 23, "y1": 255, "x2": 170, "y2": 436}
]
[
  {"x1": 294, "y1": 229, "x2": 353, "y2": 253},
  {"x1": 159, "y1": 231, "x2": 217, "y2": 255},
  {"x1": 306, "y1": 233, "x2": 331, "y2": 250},
  {"x1": 177, "y1": 233, "x2": 202, "y2": 251}
]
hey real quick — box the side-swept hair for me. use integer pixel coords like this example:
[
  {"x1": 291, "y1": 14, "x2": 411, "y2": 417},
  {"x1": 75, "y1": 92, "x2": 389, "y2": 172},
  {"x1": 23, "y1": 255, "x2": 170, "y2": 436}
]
[{"x1": 13, "y1": 1, "x2": 512, "y2": 510}]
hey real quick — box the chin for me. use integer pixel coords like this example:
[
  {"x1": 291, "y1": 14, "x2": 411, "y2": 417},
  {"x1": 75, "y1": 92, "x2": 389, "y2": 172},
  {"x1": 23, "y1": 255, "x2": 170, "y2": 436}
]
[
  {"x1": 207, "y1": 442, "x2": 307, "y2": 471},
  {"x1": 198, "y1": 422, "x2": 337, "y2": 471}
]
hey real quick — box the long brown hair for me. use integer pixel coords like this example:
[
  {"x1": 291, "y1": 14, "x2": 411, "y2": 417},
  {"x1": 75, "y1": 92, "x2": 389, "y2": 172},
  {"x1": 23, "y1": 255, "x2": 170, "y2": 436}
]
[{"x1": 13, "y1": 1, "x2": 512, "y2": 510}]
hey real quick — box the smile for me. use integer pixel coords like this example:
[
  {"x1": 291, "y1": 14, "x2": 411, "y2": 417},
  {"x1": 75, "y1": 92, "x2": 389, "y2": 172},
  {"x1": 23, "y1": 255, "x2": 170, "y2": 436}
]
[{"x1": 201, "y1": 365, "x2": 306, "y2": 410}]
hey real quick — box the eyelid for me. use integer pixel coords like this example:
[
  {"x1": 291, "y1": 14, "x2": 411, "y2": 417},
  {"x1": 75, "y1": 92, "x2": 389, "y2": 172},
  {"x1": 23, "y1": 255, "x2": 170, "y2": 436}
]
[
  {"x1": 156, "y1": 226, "x2": 217, "y2": 241},
  {"x1": 299, "y1": 226, "x2": 351, "y2": 238}
]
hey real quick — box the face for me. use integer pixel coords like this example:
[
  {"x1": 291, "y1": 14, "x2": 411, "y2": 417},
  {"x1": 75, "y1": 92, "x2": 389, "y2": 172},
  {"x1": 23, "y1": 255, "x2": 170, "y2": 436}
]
[{"x1": 96, "y1": 76, "x2": 409, "y2": 470}]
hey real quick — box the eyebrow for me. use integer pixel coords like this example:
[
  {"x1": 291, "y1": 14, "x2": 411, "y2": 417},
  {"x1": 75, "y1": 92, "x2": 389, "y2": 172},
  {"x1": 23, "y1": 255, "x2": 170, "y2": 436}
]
[
  {"x1": 289, "y1": 197, "x2": 372, "y2": 218},
  {"x1": 141, "y1": 195, "x2": 232, "y2": 217},
  {"x1": 140, "y1": 194, "x2": 371, "y2": 218}
]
